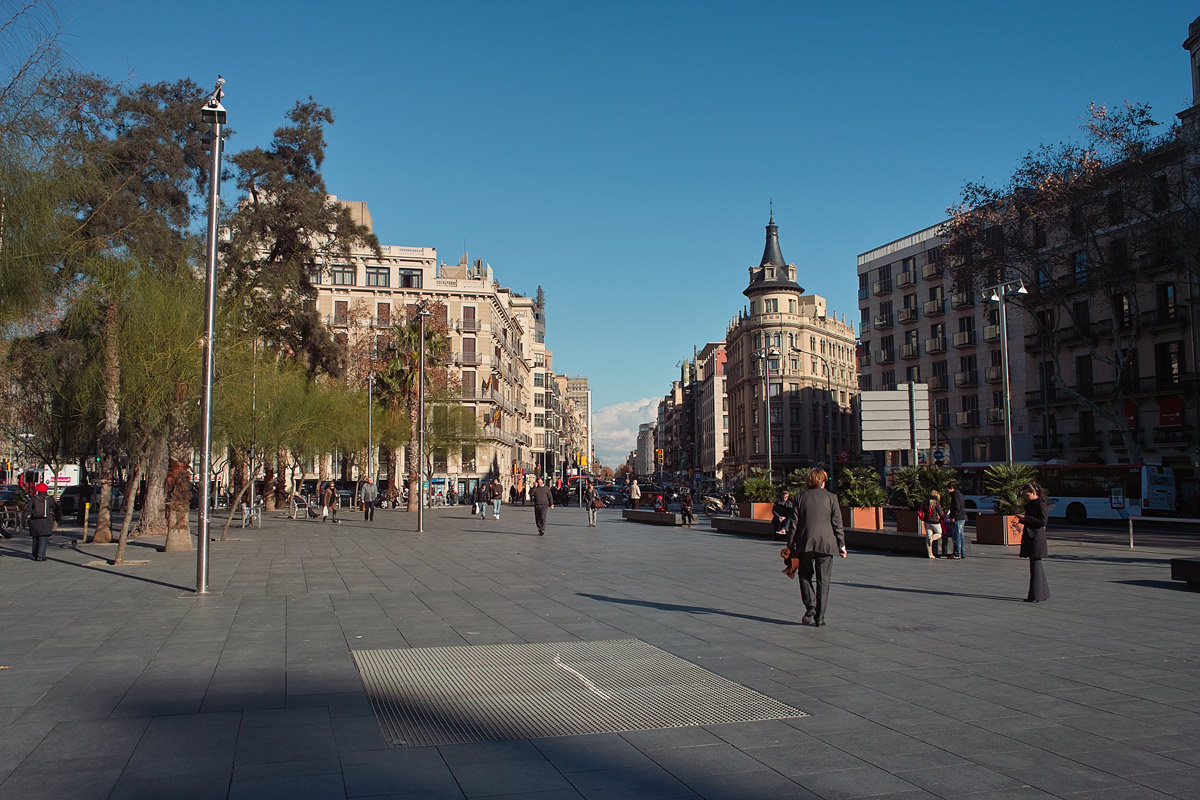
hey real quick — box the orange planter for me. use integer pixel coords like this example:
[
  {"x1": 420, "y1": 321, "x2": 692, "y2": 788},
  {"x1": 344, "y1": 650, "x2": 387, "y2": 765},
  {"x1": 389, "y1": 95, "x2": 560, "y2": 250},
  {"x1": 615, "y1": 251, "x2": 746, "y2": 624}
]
[
  {"x1": 895, "y1": 508, "x2": 921, "y2": 533},
  {"x1": 739, "y1": 502, "x2": 776, "y2": 521},
  {"x1": 975, "y1": 514, "x2": 1022, "y2": 545},
  {"x1": 841, "y1": 506, "x2": 883, "y2": 530}
]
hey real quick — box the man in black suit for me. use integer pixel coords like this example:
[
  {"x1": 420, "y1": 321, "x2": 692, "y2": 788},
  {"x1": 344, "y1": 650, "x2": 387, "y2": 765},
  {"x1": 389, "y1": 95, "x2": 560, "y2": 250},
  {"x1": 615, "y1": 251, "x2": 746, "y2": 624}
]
[
  {"x1": 788, "y1": 468, "x2": 847, "y2": 626},
  {"x1": 530, "y1": 477, "x2": 554, "y2": 536}
]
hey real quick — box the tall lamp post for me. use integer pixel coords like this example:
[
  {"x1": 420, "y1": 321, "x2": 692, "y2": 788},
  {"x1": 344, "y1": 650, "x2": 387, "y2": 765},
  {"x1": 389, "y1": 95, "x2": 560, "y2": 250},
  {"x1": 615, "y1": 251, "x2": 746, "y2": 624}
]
[
  {"x1": 196, "y1": 77, "x2": 225, "y2": 595},
  {"x1": 416, "y1": 299, "x2": 431, "y2": 532},
  {"x1": 754, "y1": 347, "x2": 780, "y2": 478},
  {"x1": 794, "y1": 348, "x2": 835, "y2": 483},
  {"x1": 367, "y1": 372, "x2": 374, "y2": 485},
  {"x1": 982, "y1": 278, "x2": 1028, "y2": 466}
]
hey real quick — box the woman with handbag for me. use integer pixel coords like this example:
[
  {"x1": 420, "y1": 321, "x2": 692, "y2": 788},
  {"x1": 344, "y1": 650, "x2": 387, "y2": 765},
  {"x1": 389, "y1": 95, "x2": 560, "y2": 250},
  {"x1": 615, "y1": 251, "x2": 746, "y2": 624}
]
[
  {"x1": 1018, "y1": 482, "x2": 1051, "y2": 602},
  {"x1": 920, "y1": 490, "x2": 944, "y2": 559}
]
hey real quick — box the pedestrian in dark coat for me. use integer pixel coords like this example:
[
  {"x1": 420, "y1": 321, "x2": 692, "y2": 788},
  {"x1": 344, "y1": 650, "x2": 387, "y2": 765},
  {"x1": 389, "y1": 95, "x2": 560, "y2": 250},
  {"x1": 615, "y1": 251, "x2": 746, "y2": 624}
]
[
  {"x1": 530, "y1": 477, "x2": 554, "y2": 535},
  {"x1": 28, "y1": 482, "x2": 57, "y2": 561},
  {"x1": 679, "y1": 490, "x2": 694, "y2": 527},
  {"x1": 1018, "y1": 482, "x2": 1050, "y2": 602},
  {"x1": 786, "y1": 468, "x2": 847, "y2": 626}
]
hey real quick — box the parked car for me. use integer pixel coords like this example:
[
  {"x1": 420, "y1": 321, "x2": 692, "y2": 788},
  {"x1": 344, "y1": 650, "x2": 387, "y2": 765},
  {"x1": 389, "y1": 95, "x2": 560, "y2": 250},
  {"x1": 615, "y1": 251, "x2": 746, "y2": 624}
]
[
  {"x1": 595, "y1": 484, "x2": 625, "y2": 506},
  {"x1": 59, "y1": 485, "x2": 123, "y2": 516}
]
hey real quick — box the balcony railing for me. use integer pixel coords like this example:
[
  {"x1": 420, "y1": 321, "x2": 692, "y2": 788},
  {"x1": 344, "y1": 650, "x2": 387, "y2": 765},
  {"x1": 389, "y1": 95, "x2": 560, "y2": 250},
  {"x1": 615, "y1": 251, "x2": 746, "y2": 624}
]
[
  {"x1": 934, "y1": 412, "x2": 952, "y2": 429},
  {"x1": 956, "y1": 409, "x2": 981, "y2": 426},
  {"x1": 1142, "y1": 306, "x2": 1188, "y2": 329},
  {"x1": 924, "y1": 337, "x2": 947, "y2": 354},
  {"x1": 929, "y1": 374, "x2": 949, "y2": 391},
  {"x1": 456, "y1": 317, "x2": 482, "y2": 332},
  {"x1": 1108, "y1": 429, "x2": 1135, "y2": 449},
  {"x1": 875, "y1": 348, "x2": 895, "y2": 364},
  {"x1": 952, "y1": 330, "x2": 977, "y2": 348},
  {"x1": 954, "y1": 370, "x2": 979, "y2": 388},
  {"x1": 985, "y1": 365, "x2": 1004, "y2": 383},
  {"x1": 896, "y1": 270, "x2": 917, "y2": 287},
  {"x1": 897, "y1": 307, "x2": 919, "y2": 324},
  {"x1": 873, "y1": 314, "x2": 894, "y2": 329},
  {"x1": 900, "y1": 343, "x2": 920, "y2": 359},
  {"x1": 872, "y1": 280, "x2": 893, "y2": 295},
  {"x1": 454, "y1": 351, "x2": 484, "y2": 366},
  {"x1": 983, "y1": 324, "x2": 1001, "y2": 343},
  {"x1": 1153, "y1": 428, "x2": 1188, "y2": 445},
  {"x1": 1025, "y1": 387, "x2": 1059, "y2": 406},
  {"x1": 921, "y1": 263, "x2": 944, "y2": 280},
  {"x1": 1033, "y1": 433, "x2": 1063, "y2": 452},
  {"x1": 987, "y1": 407, "x2": 1006, "y2": 424},
  {"x1": 950, "y1": 291, "x2": 974, "y2": 309},
  {"x1": 858, "y1": 286, "x2": 870, "y2": 301},
  {"x1": 860, "y1": 320, "x2": 871, "y2": 334},
  {"x1": 923, "y1": 298, "x2": 946, "y2": 316},
  {"x1": 1068, "y1": 431, "x2": 1100, "y2": 448}
]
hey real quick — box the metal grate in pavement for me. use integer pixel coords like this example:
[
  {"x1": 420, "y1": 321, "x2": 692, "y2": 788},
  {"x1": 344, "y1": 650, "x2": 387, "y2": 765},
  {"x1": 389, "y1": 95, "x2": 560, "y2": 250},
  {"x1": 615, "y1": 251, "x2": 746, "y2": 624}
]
[{"x1": 352, "y1": 638, "x2": 806, "y2": 747}]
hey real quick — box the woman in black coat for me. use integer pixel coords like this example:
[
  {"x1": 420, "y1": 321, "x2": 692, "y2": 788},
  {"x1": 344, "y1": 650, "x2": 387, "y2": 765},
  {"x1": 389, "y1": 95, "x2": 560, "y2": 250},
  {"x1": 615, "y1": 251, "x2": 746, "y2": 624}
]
[{"x1": 1017, "y1": 482, "x2": 1050, "y2": 602}]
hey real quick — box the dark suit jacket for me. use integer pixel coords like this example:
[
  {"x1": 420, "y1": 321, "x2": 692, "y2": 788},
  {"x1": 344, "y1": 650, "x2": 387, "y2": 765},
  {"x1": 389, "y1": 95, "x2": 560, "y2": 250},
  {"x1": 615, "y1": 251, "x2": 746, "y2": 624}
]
[
  {"x1": 789, "y1": 488, "x2": 845, "y2": 556},
  {"x1": 530, "y1": 485, "x2": 554, "y2": 508},
  {"x1": 1019, "y1": 498, "x2": 1049, "y2": 559}
]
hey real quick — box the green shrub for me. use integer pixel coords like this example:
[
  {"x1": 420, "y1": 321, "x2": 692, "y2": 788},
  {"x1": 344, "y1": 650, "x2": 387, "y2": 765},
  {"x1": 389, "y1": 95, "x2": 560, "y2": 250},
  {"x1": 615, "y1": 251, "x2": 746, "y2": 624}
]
[
  {"x1": 984, "y1": 463, "x2": 1039, "y2": 516},
  {"x1": 742, "y1": 468, "x2": 779, "y2": 502},
  {"x1": 836, "y1": 466, "x2": 887, "y2": 508}
]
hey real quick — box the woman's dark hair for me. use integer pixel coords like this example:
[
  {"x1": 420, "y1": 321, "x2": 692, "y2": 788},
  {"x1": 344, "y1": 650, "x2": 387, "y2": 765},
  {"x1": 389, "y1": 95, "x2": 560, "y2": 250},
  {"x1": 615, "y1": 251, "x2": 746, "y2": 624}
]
[{"x1": 1021, "y1": 482, "x2": 1043, "y2": 496}]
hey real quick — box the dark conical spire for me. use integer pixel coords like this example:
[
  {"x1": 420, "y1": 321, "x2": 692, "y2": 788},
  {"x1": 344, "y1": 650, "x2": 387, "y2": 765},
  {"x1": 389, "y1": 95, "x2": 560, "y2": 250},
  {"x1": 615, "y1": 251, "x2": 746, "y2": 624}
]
[{"x1": 759, "y1": 215, "x2": 786, "y2": 268}]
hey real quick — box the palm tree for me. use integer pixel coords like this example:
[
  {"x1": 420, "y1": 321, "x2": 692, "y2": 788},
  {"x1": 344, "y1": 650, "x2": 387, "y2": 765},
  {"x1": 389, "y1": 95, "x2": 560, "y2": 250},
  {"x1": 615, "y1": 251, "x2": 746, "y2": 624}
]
[{"x1": 374, "y1": 314, "x2": 449, "y2": 511}]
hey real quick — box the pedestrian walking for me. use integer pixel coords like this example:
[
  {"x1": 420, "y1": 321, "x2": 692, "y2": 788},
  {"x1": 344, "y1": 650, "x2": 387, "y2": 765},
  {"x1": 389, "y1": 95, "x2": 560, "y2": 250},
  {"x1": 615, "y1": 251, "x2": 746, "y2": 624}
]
[
  {"x1": 490, "y1": 479, "x2": 503, "y2": 520},
  {"x1": 360, "y1": 479, "x2": 378, "y2": 522},
  {"x1": 629, "y1": 479, "x2": 641, "y2": 509},
  {"x1": 473, "y1": 483, "x2": 488, "y2": 520},
  {"x1": 584, "y1": 480, "x2": 601, "y2": 527},
  {"x1": 786, "y1": 468, "x2": 847, "y2": 626},
  {"x1": 1018, "y1": 482, "x2": 1051, "y2": 602},
  {"x1": 508, "y1": 484, "x2": 517, "y2": 505},
  {"x1": 945, "y1": 484, "x2": 967, "y2": 559},
  {"x1": 773, "y1": 490, "x2": 795, "y2": 538},
  {"x1": 920, "y1": 490, "x2": 945, "y2": 559},
  {"x1": 28, "y1": 483, "x2": 57, "y2": 561},
  {"x1": 322, "y1": 482, "x2": 341, "y2": 524},
  {"x1": 530, "y1": 477, "x2": 554, "y2": 535}
]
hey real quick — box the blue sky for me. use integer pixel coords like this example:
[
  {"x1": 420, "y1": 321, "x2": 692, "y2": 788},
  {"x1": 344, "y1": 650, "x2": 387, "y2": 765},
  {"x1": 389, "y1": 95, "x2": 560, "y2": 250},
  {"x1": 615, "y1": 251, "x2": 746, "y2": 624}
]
[{"x1": 58, "y1": 1, "x2": 1199, "y2": 466}]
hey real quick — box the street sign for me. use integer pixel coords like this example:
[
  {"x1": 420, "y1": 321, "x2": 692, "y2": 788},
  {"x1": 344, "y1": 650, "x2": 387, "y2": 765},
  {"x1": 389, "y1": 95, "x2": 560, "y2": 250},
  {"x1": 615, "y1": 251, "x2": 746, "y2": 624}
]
[
  {"x1": 1110, "y1": 488, "x2": 1125, "y2": 510},
  {"x1": 860, "y1": 385, "x2": 931, "y2": 451},
  {"x1": 839, "y1": 450, "x2": 850, "y2": 463},
  {"x1": 933, "y1": 447, "x2": 946, "y2": 462}
]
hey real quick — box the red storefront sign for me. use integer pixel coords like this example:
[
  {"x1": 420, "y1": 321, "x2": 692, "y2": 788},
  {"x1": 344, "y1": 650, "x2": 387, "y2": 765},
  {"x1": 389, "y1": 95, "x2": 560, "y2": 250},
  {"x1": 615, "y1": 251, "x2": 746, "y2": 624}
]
[{"x1": 1159, "y1": 395, "x2": 1184, "y2": 427}]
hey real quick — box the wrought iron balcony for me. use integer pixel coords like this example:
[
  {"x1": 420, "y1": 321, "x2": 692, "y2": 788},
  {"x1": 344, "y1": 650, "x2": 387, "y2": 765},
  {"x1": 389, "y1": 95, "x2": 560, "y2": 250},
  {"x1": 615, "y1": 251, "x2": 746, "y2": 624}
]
[
  {"x1": 987, "y1": 407, "x2": 1006, "y2": 424},
  {"x1": 984, "y1": 365, "x2": 1004, "y2": 383},
  {"x1": 897, "y1": 307, "x2": 919, "y2": 324},
  {"x1": 956, "y1": 409, "x2": 981, "y2": 426},
  {"x1": 983, "y1": 324, "x2": 1001, "y2": 343},
  {"x1": 900, "y1": 343, "x2": 920, "y2": 359},
  {"x1": 922, "y1": 263, "x2": 944, "y2": 280},
  {"x1": 929, "y1": 374, "x2": 949, "y2": 391},
  {"x1": 923, "y1": 298, "x2": 946, "y2": 316},
  {"x1": 952, "y1": 330, "x2": 977, "y2": 348},
  {"x1": 950, "y1": 291, "x2": 974, "y2": 309},
  {"x1": 954, "y1": 370, "x2": 979, "y2": 388},
  {"x1": 872, "y1": 279, "x2": 893, "y2": 295},
  {"x1": 873, "y1": 314, "x2": 894, "y2": 329},
  {"x1": 896, "y1": 270, "x2": 917, "y2": 288},
  {"x1": 875, "y1": 348, "x2": 895, "y2": 364},
  {"x1": 924, "y1": 337, "x2": 947, "y2": 354}
]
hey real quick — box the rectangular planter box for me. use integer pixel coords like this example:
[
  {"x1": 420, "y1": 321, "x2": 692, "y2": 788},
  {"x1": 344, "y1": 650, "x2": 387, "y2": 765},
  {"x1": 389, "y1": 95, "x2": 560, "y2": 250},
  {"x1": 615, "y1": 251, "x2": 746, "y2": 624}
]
[
  {"x1": 841, "y1": 506, "x2": 883, "y2": 531},
  {"x1": 895, "y1": 508, "x2": 921, "y2": 533},
  {"x1": 739, "y1": 502, "x2": 776, "y2": 521},
  {"x1": 975, "y1": 514, "x2": 1022, "y2": 545}
]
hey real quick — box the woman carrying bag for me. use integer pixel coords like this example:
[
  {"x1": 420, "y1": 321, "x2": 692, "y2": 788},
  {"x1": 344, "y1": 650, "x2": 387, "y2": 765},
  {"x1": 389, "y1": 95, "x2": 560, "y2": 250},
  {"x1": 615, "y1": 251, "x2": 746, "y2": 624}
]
[{"x1": 919, "y1": 490, "x2": 944, "y2": 559}]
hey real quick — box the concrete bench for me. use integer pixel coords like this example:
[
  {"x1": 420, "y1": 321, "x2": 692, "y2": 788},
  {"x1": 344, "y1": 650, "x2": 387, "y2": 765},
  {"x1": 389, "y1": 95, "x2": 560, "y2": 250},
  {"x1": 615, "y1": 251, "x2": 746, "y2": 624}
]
[
  {"x1": 709, "y1": 516, "x2": 929, "y2": 556},
  {"x1": 1170, "y1": 558, "x2": 1200, "y2": 587},
  {"x1": 621, "y1": 510, "x2": 683, "y2": 526}
]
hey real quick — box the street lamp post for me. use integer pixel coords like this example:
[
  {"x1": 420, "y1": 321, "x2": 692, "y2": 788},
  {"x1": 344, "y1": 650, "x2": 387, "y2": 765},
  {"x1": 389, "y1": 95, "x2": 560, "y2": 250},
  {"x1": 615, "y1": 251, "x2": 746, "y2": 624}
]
[
  {"x1": 416, "y1": 299, "x2": 431, "y2": 532},
  {"x1": 196, "y1": 77, "x2": 225, "y2": 595},
  {"x1": 794, "y1": 348, "x2": 835, "y2": 483},
  {"x1": 367, "y1": 372, "x2": 373, "y2": 485},
  {"x1": 983, "y1": 278, "x2": 1028, "y2": 466},
  {"x1": 754, "y1": 347, "x2": 780, "y2": 479}
]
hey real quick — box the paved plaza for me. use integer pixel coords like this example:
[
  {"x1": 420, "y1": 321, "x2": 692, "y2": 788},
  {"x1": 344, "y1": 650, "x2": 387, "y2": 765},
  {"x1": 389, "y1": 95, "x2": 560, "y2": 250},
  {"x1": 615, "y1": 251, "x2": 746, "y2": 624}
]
[{"x1": 1, "y1": 504, "x2": 1199, "y2": 799}]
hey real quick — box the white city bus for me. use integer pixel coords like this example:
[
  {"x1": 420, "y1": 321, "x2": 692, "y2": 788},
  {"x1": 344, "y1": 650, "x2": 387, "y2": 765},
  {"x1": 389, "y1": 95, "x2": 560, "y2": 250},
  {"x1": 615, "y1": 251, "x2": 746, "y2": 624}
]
[{"x1": 955, "y1": 464, "x2": 1175, "y2": 523}]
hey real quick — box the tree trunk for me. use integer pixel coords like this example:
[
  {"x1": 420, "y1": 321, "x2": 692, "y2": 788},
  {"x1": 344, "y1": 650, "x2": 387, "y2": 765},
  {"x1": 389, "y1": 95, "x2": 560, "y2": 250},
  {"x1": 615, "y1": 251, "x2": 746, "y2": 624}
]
[
  {"x1": 134, "y1": 433, "x2": 168, "y2": 537},
  {"x1": 274, "y1": 449, "x2": 287, "y2": 508},
  {"x1": 230, "y1": 446, "x2": 248, "y2": 504},
  {"x1": 262, "y1": 461, "x2": 274, "y2": 510},
  {"x1": 94, "y1": 301, "x2": 121, "y2": 544},
  {"x1": 163, "y1": 400, "x2": 193, "y2": 551},
  {"x1": 112, "y1": 455, "x2": 147, "y2": 565}
]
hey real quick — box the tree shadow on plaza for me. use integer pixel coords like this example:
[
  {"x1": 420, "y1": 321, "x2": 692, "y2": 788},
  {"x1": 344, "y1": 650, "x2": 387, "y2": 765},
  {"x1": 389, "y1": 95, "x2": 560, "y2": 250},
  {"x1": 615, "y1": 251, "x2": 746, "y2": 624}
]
[
  {"x1": 1049, "y1": 553, "x2": 1175, "y2": 566},
  {"x1": 838, "y1": 582, "x2": 1022, "y2": 602},
  {"x1": 576, "y1": 593, "x2": 802, "y2": 625}
]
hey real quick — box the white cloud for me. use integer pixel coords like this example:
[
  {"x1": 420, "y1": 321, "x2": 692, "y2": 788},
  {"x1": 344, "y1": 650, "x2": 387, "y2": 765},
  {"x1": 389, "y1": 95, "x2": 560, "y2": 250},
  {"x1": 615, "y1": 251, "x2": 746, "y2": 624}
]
[{"x1": 591, "y1": 397, "x2": 658, "y2": 467}]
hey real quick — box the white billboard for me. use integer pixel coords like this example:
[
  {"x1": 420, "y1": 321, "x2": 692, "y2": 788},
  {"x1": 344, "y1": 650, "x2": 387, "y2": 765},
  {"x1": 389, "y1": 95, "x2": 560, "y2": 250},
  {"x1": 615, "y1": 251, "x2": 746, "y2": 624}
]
[{"x1": 860, "y1": 385, "x2": 931, "y2": 451}]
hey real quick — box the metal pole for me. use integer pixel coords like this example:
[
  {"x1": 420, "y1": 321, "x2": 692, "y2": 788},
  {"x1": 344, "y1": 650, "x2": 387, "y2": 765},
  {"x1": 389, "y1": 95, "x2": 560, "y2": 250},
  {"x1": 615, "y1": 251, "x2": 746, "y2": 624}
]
[
  {"x1": 196, "y1": 78, "x2": 225, "y2": 594},
  {"x1": 998, "y1": 290, "x2": 1014, "y2": 466},
  {"x1": 367, "y1": 374, "x2": 373, "y2": 483},
  {"x1": 417, "y1": 301, "x2": 429, "y2": 533},
  {"x1": 763, "y1": 355, "x2": 772, "y2": 479},
  {"x1": 827, "y1": 364, "x2": 834, "y2": 483},
  {"x1": 249, "y1": 339, "x2": 256, "y2": 522},
  {"x1": 908, "y1": 380, "x2": 918, "y2": 467}
]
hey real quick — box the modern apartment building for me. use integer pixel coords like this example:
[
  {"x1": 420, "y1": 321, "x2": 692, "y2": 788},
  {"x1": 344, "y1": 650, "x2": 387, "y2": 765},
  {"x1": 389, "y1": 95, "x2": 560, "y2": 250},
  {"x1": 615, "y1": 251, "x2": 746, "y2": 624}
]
[
  {"x1": 855, "y1": 224, "x2": 1032, "y2": 466},
  {"x1": 725, "y1": 217, "x2": 858, "y2": 481},
  {"x1": 695, "y1": 342, "x2": 728, "y2": 483}
]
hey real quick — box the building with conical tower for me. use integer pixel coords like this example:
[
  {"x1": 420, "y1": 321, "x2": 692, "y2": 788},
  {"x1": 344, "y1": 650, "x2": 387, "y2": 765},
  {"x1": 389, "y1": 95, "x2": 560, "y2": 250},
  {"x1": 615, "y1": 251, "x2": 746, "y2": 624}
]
[{"x1": 724, "y1": 216, "x2": 858, "y2": 482}]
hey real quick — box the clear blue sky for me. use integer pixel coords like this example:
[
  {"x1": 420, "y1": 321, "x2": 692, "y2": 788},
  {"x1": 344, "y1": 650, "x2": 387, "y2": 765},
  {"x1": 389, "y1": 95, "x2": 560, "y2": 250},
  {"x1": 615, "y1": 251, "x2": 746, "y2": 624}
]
[{"x1": 58, "y1": 0, "x2": 1199, "y2": 466}]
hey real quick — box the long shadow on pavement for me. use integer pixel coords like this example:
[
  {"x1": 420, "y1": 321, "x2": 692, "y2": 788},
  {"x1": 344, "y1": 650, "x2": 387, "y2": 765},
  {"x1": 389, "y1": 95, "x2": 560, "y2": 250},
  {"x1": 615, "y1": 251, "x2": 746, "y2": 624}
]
[
  {"x1": 576, "y1": 593, "x2": 802, "y2": 625},
  {"x1": 839, "y1": 582, "x2": 1021, "y2": 602}
]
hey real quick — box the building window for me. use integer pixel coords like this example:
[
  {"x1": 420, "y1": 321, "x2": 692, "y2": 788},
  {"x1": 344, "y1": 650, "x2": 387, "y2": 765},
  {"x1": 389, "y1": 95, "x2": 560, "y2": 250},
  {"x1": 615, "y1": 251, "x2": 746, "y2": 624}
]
[
  {"x1": 376, "y1": 303, "x2": 390, "y2": 327},
  {"x1": 722, "y1": 415, "x2": 728, "y2": 429},
  {"x1": 1155, "y1": 341, "x2": 1183, "y2": 387},
  {"x1": 398, "y1": 269, "x2": 422, "y2": 288},
  {"x1": 331, "y1": 265, "x2": 356, "y2": 285},
  {"x1": 534, "y1": 393, "x2": 545, "y2": 407},
  {"x1": 333, "y1": 301, "x2": 348, "y2": 325},
  {"x1": 753, "y1": 437, "x2": 759, "y2": 454},
  {"x1": 534, "y1": 413, "x2": 545, "y2": 427},
  {"x1": 534, "y1": 352, "x2": 545, "y2": 367},
  {"x1": 765, "y1": 298, "x2": 778, "y2": 313},
  {"x1": 365, "y1": 266, "x2": 390, "y2": 287},
  {"x1": 534, "y1": 372, "x2": 544, "y2": 387},
  {"x1": 1072, "y1": 251, "x2": 1087, "y2": 284}
]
